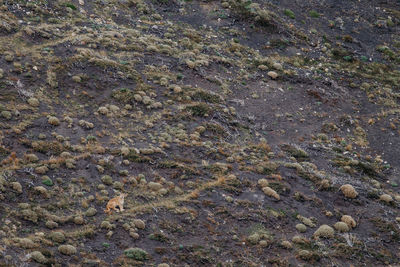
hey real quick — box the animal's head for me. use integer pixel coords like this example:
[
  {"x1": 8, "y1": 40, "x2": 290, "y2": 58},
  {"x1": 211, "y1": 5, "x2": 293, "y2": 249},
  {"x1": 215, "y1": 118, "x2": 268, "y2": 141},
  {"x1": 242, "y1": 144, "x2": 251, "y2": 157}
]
[{"x1": 119, "y1": 193, "x2": 127, "y2": 199}]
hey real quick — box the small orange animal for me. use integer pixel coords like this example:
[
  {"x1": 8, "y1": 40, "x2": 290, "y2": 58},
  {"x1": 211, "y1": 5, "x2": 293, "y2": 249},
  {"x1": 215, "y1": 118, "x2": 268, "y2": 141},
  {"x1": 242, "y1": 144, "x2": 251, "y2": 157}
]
[{"x1": 104, "y1": 193, "x2": 126, "y2": 215}]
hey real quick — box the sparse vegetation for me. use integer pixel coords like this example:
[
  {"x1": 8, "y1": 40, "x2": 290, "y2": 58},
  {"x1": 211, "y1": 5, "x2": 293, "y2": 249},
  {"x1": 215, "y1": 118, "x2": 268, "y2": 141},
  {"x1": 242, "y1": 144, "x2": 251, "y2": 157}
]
[
  {"x1": 0, "y1": 0, "x2": 398, "y2": 266},
  {"x1": 284, "y1": 9, "x2": 295, "y2": 19}
]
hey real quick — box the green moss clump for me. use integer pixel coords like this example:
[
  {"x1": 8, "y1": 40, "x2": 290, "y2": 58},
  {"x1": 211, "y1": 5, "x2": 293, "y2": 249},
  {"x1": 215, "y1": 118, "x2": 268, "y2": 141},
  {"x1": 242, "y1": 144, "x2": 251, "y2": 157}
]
[
  {"x1": 1, "y1": 111, "x2": 12, "y2": 120},
  {"x1": 101, "y1": 175, "x2": 113, "y2": 185},
  {"x1": 309, "y1": 10, "x2": 320, "y2": 18},
  {"x1": 124, "y1": 248, "x2": 148, "y2": 261},
  {"x1": 65, "y1": 3, "x2": 77, "y2": 10},
  {"x1": 42, "y1": 177, "x2": 53, "y2": 186},
  {"x1": 85, "y1": 207, "x2": 97, "y2": 217},
  {"x1": 284, "y1": 9, "x2": 295, "y2": 19}
]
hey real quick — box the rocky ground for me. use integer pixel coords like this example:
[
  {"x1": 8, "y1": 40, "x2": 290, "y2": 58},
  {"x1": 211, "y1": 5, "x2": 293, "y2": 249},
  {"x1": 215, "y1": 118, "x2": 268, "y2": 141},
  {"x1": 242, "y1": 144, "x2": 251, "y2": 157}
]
[{"x1": 0, "y1": 0, "x2": 399, "y2": 266}]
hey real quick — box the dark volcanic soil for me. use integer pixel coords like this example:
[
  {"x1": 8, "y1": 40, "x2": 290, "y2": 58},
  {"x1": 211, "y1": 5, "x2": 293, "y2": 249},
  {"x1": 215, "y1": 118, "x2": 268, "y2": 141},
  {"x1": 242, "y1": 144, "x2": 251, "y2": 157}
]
[{"x1": 0, "y1": 0, "x2": 399, "y2": 266}]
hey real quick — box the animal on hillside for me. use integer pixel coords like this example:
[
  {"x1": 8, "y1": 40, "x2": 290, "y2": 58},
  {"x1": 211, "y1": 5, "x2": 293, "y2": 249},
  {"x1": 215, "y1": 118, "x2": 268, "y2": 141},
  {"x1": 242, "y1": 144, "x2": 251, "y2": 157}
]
[{"x1": 104, "y1": 193, "x2": 126, "y2": 215}]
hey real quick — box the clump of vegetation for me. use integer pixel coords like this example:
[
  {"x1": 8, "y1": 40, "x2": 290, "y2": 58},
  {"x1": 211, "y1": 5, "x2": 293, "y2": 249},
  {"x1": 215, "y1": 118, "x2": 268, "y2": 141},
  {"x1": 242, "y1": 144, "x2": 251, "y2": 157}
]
[
  {"x1": 58, "y1": 245, "x2": 77, "y2": 255},
  {"x1": 0, "y1": 0, "x2": 399, "y2": 266},
  {"x1": 334, "y1": 222, "x2": 349, "y2": 232},
  {"x1": 341, "y1": 215, "x2": 357, "y2": 228},
  {"x1": 262, "y1": 186, "x2": 280, "y2": 200},
  {"x1": 185, "y1": 103, "x2": 211, "y2": 117},
  {"x1": 123, "y1": 149, "x2": 151, "y2": 163},
  {"x1": 192, "y1": 90, "x2": 222, "y2": 104},
  {"x1": 309, "y1": 10, "x2": 320, "y2": 18},
  {"x1": 124, "y1": 248, "x2": 148, "y2": 261},
  {"x1": 227, "y1": 0, "x2": 280, "y2": 28},
  {"x1": 340, "y1": 184, "x2": 358, "y2": 199},
  {"x1": 280, "y1": 144, "x2": 309, "y2": 160},
  {"x1": 313, "y1": 224, "x2": 334, "y2": 239},
  {"x1": 284, "y1": 9, "x2": 295, "y2": 19},
  {"x1": 30, "y1": 251, "x2": 47, "y2": 264},
  {"x1": 379, "y1": 194, "x2": 393, "y2": 203}
]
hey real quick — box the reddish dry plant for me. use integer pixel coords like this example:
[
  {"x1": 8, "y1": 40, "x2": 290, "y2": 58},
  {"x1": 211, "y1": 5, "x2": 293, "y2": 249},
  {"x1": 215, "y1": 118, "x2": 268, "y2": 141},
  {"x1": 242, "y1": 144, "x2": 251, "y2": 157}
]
[{"x1": 1, "y1": 151, "x2": 19, "y2": 167}]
